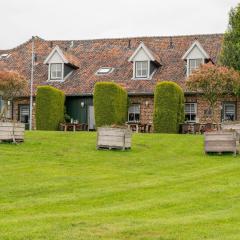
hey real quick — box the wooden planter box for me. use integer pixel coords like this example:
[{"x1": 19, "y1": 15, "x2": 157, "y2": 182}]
[
  {"x1": 221, "y1": 122, "x2": 240, "y2": 141},
  {"x1": 97, "y1": 127, "x2": 132, "y2": 150},
  {"x1": 0, "y1": 122, "x2": 25, "y2": 142},
  {"x1": 204, "y1": 131, "x2": 237, "y2": 155}
]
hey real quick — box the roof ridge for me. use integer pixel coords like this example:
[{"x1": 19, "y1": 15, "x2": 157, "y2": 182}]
[
  {"x1": 45, "y1": 33, "x2": 224, "y2": 43},
  {"x1": 1, "y1": 36, "x2": 44, "y2": 52},
  {"x1": 1, "y1": 33, "x2": 223, "y2": 51}
]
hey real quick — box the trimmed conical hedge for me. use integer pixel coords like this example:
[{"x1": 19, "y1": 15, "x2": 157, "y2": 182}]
[
  {"x1": 36, "y1": 86, "x2": 65, "y2": 130},
  {"x1": 93, "y1": 82, "x2": 128, "y2": 127},
  {"x1": 153, "y1": 81, "x2": 184, "y2": 133}
]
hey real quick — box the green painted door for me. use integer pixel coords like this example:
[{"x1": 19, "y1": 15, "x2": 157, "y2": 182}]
[{"x1": 65, "y1": 97, "x2": 93, "y2": 124}]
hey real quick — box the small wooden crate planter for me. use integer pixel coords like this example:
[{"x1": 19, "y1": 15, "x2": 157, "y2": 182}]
[
  {"x1": 97, "y1": 127, "x2": 132, "y2": 150},
  {"x1": 221, "y1": 122, "x2": 240, "y2": 141},
  {"x1": 0, "y1": 122, "x2": 25, "y2": 143},
  {"x1": 204, "y1": 131, "x2": 237, "y2": 156}
]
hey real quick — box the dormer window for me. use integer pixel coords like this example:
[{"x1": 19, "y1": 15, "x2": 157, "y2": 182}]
[
  {"x1": 129, "y1": 42, "x2": 160, "y2": 80},
  {"x1": 188, "y1": 59, "x2": 203, "y2": 75},
  {"x1": 50, "y1": 63, "x2": 63, "y2": 80},
  {"x1": 182, "y1": 40, "x2": 210, "y2": 77},
  {"x1": 135, "y1": 61, "x2": 149, "y2": 78},
  {"x1": 44, "y1": 45, "x2": 79, "y2": 82}
]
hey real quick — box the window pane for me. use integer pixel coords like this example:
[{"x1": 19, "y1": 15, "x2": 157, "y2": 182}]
[
  {"x1": 135, "y1": 61, "x2": 148, "y2": 78},
  {"x1": 51, "y1": 64, "x2": 62, "y2": 79},
  {"x1": 128, "y1": 104, "x2": 140, "y2": 122},
  {"x1": 185, "y1": 103, "x2": 197, "y2": 122},
  {"x1": 185, "y1": 104, "x2": 190, "y2": 113},
  {"x1": 224, "y1": 104, "x2": 235, "y2": 121}
]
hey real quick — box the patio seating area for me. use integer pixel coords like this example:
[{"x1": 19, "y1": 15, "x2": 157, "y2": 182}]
[
  {"x1": 180, "y1": 123, "x2": 221, "y2": 134},
  {"x1": 60, "y1": 123, "x2": 88, "y2": 132},
  {"x1": 127, "y1": 122, "x2": 152, "y2": 133}
]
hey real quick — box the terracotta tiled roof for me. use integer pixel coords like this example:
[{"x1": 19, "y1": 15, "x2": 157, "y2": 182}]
[{"x1": 0, "y1": 34, "x2": 223, "y2": 96}]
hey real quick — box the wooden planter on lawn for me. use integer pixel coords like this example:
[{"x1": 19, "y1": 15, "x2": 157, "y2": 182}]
[
  {"x1": 204, "y1": 131, "x2": 237, "y2": 156},
  {"x1": 0, "y1": 122, "x2": 25, "y2": 143},
  {"x1": 97, "y1": 127, "x2": 132, "y2": 150}
]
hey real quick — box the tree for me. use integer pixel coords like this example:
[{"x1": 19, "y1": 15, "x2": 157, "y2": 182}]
[
  {"x1": 0, "y1": 71, "x2": 27, "y2": 119},
  {"x1": 186, "y1": 63, "x2": 240, "y2": 124},
  {"x1": 219, "y1": 3, "x2": 240, "y2": 70}
]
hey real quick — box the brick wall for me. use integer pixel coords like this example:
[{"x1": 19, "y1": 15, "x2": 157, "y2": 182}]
[
  {"x1": 13, "y1": 98, "x2": 36, "y2": 130},
  {"x1": 129, "y1": 95, "x2": 240, "y2": 128},
  {"x1": 129, "y1": 95, "x2": 154, "y2": 125},
  {"x1": 12, "y1": 95, "x2": 240, "y2": 132},
  {"x1": 185, "y1": 95, "x2": 240, "y2": 123}
]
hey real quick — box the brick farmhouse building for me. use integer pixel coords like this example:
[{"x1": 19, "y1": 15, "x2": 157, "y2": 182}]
[{"x1": 0, "y1": 34, "x2": 238, "y2": 130}]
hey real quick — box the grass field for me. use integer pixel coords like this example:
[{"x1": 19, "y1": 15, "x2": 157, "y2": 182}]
[{"x1": 0, "y1": 131, "x2": 240, "y2": 240}]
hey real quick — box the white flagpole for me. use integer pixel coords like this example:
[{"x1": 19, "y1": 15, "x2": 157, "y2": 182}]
[{"x1": 29, "y1": 36, "x2": 35, "y2": 131}]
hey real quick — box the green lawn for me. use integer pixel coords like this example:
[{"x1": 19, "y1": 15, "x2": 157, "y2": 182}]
[{"x1": 0, "y1": 132, "x2": 240, "y2": 240}]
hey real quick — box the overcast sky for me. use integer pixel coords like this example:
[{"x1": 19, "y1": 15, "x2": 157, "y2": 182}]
[{"x1": 0, "y1": 0, "x2": 239, "y2": 49}]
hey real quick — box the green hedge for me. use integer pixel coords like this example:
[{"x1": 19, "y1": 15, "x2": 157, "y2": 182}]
[
  {"x1": 153, "y1": 81, "x2": 184, "y2": 133},
  {"x1": 36, "y1": 86, "x2": 65, "y2": 130},
  {"x1": 93, "y1": 82, "x2": 128, "y2": 127}
]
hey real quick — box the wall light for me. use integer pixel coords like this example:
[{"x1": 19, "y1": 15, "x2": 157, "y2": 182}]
[{"x1": 81, "y1": 102, "x2": 85, "y2": 108}]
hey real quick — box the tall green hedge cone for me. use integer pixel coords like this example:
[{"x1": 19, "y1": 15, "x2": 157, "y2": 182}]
[
  {"x1": 36, "y1": 86, "x2": 65, "y2": 130},
  {"x1": 153, "y1": 81, "x2": 184, "y2": 133},
  {"x1": 93, "y1": 82, "x2": 128, "y2": 127}
]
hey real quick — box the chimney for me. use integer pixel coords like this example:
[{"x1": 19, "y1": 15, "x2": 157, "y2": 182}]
[
  {"x1": 169, "y1": 37, "x2": 174, "y2": 49},
  {"x1": 128, "y1": 39, "x2": 131, "y2": 49}
]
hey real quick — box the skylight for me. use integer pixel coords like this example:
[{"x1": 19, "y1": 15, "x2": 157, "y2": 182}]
[
  {"x1": 96, "y1": 67, "x2": 114, "y2": 75},
  {"x1": 0, "y1": 53, "x2": 11, "y2": 60}
]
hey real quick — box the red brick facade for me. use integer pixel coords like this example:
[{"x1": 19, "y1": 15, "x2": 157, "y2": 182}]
[
  {"x1": 12, "y1": 95, "x2": 240, "y2": 131},
  {"x1": 13, "y1": 98, "x2": 36, "y2": 130}
]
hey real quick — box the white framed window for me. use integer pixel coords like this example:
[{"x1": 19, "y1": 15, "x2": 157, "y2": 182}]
[
  {"x1": 135, "y1": 61, "x2": 149, "y2": 78},
  {"x1": 19, "y1": 105, "x2": 30, "y2": 124},
  {"x1": 188, "y1": 59, "x2": 203, "y2": 75},
  {"x1": 50, "y1": 63, "x2": 63, "y2": 80},
  {"x1": 128, "y1": 104, "x2": 140, "y2": 122},
  {"x1": 185, "y1": 103, "x2": 197, "y2": 122},
  {"x1": 223, "y1": 103, "x2": 236, "y2": 121}
]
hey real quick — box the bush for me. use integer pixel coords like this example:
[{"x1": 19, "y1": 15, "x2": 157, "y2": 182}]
[
  {"x1": 153, "y1": 81, "x2": 184, "y2": 133},
  {"x1": 93, "y1": 82, "x2": 128, "y2": 127},
  {"x1": 36, "y1": 86, "x2": 65, "y2": 130}
]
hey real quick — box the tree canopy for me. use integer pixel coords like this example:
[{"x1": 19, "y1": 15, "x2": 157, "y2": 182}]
[
  {"x1": 186, "y1": 63, "x2": 240, "y2": 123},
  {"x1": 219, "y1": 3, "x2": 240, "y2": 70},
  {"x1": 0, "y1": 71, "x2": 27, "y2": 100}
]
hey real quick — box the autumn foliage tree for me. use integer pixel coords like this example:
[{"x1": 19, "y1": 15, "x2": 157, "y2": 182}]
[
  {"x1": 0, "y1": 71, "x2": 27, "y2": 119},
  {"x1": 186, "y1": 63, "x2": 240, "y2": 123}
]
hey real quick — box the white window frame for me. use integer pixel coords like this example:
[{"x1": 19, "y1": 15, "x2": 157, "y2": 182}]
[
  {"x1": 19, "y1": 105, "x2": 30, "y2": 124},
  {"x1": 223, "y1": 103, "x2": 236, "y2": 122},
  {"x1": 187, "y1": 58, "x2": 204, "y2": 77},
  {"x1": 134, "y1": 61, "x2": 149, "y2": 79},
  {"x1": 49, "y1": 63, "x2": 64, "y2": 81},
  {"x1": 185, "y1": 103, "x2": 197, "y2": 123},
  {"x1": 128, "y1": 104, "x2": 141, "y2": 123}
]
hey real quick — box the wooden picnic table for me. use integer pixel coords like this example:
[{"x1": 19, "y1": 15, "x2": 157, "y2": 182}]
[
  {"x1": 181, "y1": 123, "x2": 221, "y2": 134},
  {"x1": 127, "y1": 122, "x2": 152, "y2": 133},
  {"x1": 60, "y1": 123, "x2": 88, "y2": 131}
]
